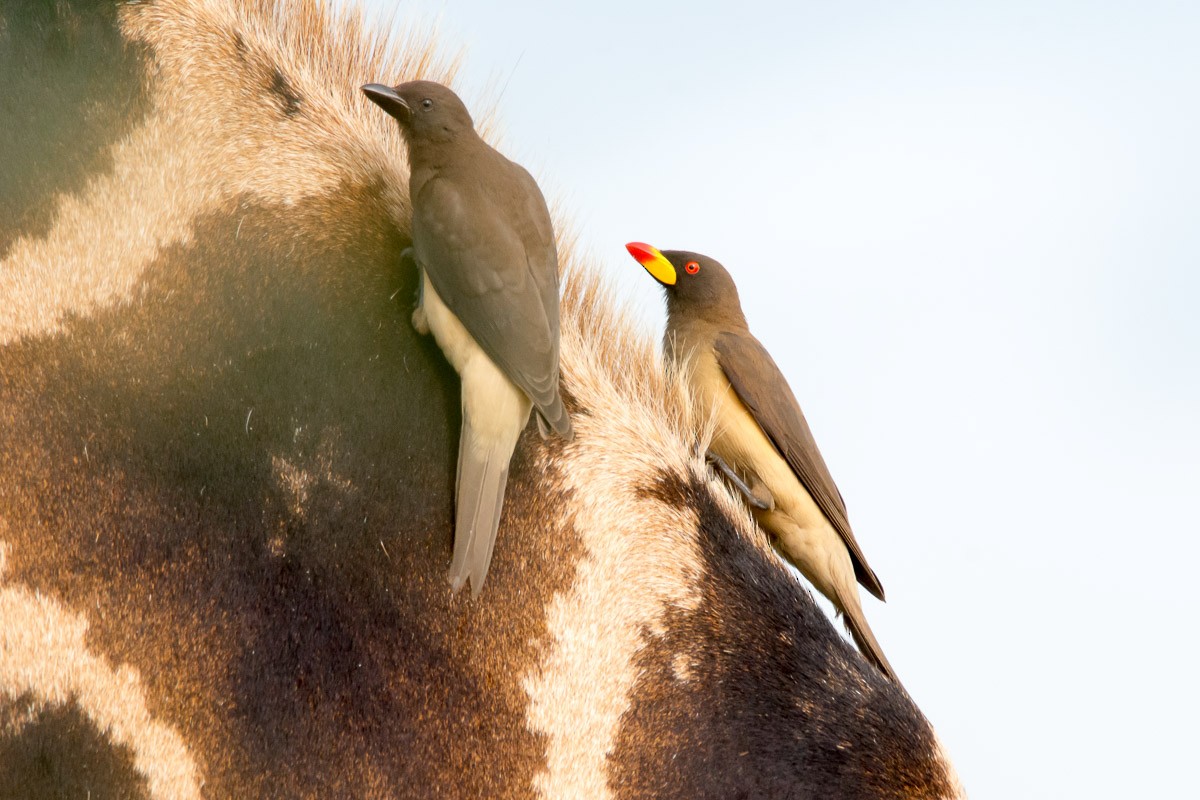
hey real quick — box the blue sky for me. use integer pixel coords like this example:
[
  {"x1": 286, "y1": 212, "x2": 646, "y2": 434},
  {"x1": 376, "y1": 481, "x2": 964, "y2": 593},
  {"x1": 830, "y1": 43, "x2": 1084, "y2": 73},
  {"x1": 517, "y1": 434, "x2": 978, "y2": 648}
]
[{"x1": 357, "y1": 1, "x2": 1200, "y2": 796}]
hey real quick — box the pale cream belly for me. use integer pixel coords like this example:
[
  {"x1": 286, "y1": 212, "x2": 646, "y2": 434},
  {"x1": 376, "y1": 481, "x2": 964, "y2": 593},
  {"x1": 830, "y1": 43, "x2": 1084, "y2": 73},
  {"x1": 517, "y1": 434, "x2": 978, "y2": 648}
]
[
  {"x1": 418, "y1": 271, "x2": 531, "y2": 454},
  {"x1": 688, "y1": 348, "x2": 849, "y2": 597}
]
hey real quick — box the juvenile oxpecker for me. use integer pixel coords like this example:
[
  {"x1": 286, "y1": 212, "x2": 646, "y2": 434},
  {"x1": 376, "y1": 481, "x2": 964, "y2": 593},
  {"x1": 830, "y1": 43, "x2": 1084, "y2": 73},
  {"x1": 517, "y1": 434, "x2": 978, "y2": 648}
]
[{"x1": 362, "y1": 80, "x2": 572, "y2": 596}]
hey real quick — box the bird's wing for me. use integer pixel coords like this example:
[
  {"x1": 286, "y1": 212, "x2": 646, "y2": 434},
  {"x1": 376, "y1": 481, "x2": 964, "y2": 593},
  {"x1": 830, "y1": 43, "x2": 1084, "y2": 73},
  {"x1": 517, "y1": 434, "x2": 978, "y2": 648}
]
[
  {"x1": 506, "y1": 164, "x2": 569, "y2": 419},
  {"x1": 509, "y1": 161, "x2": 562, "y2": 302},
  {"x1": 412, "y1": 173, "x2": 562, "y2": 415},
  {"x1": 714, "y1": 331, "x2": 884, "y2": 600}
]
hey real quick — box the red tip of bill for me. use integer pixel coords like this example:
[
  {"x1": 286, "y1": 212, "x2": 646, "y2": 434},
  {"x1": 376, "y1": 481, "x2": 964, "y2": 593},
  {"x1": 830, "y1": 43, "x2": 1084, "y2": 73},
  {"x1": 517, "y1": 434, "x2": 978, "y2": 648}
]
[{"x1": 625, "y1": 241, "x2": 659, "y2": 265}]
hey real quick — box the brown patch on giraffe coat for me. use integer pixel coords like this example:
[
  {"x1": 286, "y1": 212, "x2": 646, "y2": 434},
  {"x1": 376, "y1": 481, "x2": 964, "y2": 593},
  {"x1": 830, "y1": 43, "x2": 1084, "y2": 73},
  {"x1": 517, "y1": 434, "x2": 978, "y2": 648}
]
[
  {"x1": 0, "y1": 694, "x2": 151, "y2": 800},
  {"x1": 0, "y1": 0, "x2": 151, "y2": 260},
  {"x1": 0, "y1": 544, "x2": 202, "y2": 799},
  {"x1": 607, "y1": 477, "x2": 964, "y2": 799},
  {"x1": 1, "y1": 189, "x2": 585, "y2": 796},
  {"x1": 270, "y1": 66, "x2": 304, "y2": 117}
]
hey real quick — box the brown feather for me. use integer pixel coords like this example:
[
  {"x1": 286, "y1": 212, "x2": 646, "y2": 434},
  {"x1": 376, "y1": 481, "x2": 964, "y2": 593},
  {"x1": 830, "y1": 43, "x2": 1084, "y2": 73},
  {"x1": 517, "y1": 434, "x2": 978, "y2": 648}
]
[{"x1": 714, "y1": 331, "x2": 885, "y2": 601}]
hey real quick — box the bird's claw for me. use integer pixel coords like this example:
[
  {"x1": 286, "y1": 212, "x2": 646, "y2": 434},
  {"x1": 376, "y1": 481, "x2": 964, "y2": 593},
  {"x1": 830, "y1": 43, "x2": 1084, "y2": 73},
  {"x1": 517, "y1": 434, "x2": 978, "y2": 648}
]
[
  {"x1": 707, "y1": 451, "x2": 774, "y2": 511},
  {"x1": 403, "y1": 247, "x2": 431, "y2": 335}
]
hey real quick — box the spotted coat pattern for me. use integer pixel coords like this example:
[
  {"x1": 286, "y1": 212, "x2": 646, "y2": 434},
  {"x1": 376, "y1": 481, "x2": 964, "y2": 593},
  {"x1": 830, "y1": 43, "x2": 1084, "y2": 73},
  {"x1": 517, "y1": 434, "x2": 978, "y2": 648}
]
[{"x1": 0, "y1": 1, "x2": 965, "y2": 797}]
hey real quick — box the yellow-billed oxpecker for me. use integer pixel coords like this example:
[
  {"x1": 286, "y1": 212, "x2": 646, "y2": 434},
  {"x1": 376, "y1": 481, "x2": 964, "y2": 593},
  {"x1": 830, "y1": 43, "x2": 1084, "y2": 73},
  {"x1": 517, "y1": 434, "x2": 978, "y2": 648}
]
[
  {"x1": 362, "y1": 80, "x2": 572, "y2": 596},
  {"x1": 626, "y1": 242, "x2": 896, "y2": 682}
]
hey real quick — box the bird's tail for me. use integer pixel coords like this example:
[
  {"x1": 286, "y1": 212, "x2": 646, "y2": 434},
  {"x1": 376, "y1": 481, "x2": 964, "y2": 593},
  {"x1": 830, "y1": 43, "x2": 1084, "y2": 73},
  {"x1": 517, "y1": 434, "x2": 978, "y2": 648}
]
[
  {"x1": 448, "y1": 421, "x2": 511, "y2": 598},
  {"x1": 838, "y1": 589, "x2": 901, "y2": 685}
]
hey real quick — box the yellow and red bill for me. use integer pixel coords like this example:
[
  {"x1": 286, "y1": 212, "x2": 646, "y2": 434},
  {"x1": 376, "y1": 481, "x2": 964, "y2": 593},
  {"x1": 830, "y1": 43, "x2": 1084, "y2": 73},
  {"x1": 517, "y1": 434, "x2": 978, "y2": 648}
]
[{"x1": 625, "y1": 242, "x2": 676, "y2": 286}]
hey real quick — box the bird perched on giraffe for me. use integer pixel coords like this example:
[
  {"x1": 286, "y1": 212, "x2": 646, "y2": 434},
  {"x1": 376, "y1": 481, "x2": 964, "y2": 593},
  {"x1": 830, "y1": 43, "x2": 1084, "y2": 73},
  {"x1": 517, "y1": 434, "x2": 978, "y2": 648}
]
[
  {"x1": 627, "y1": 242, "x2": 896, "y2": 682},
  {"x1": 362, "y1": 79, "x2": 572, "y2": 597}
]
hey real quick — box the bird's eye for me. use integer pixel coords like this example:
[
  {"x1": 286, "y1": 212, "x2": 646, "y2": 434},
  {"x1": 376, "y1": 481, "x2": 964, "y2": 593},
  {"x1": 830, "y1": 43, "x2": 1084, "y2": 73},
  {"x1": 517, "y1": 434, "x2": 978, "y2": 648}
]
[
  {"x1": 685, "y1": 261, "x2": 700, "y2": 274},
  {"x1": 421, "y1": 98, "x2": 434, "y2": 110}
]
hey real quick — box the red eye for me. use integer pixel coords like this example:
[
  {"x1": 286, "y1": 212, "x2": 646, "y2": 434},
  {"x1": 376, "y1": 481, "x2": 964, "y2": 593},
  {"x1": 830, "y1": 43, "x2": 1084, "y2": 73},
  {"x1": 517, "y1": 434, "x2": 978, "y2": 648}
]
[{"x1": 685, "y1": 261, "x2": 700, "y2": 274}]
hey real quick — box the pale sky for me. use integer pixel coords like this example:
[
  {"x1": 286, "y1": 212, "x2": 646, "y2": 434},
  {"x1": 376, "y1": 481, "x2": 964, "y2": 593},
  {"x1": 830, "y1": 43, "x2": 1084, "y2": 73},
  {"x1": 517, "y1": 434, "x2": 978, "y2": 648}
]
[{"x1": 357, "y1": 1, "x2": 1200, "y2": 796}]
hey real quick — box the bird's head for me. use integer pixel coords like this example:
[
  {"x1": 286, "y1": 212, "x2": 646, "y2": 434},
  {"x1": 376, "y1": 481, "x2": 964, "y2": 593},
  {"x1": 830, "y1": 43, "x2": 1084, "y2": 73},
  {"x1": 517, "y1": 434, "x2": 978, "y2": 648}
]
[
  {"x1": 361, "y1": 80, "x2": 474, "y2": 143},
  {"x1": 626, "y1": 242, "x2": 744, "y2": 322}
]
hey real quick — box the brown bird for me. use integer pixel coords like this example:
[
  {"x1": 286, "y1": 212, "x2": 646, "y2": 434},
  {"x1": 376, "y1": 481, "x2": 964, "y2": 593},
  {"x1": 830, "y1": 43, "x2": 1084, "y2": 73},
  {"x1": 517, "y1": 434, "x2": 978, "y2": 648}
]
[
  {"x1": 362, "y1": 79, "x2": 571, "y2": 597},
  {"x1": 626, "y1": 242, "x2": 897, "y2": 682}
]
